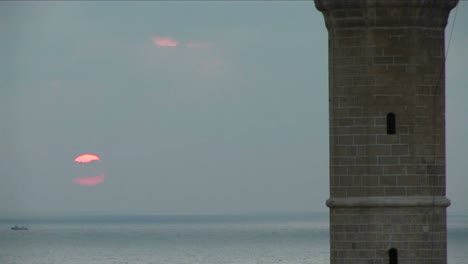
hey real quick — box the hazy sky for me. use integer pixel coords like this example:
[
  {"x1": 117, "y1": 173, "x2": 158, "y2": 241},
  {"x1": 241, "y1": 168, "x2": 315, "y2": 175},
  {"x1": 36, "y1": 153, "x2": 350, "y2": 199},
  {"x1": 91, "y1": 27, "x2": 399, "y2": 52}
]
[{"x1": 1, "y1": 1, "x2": 467, "y2": 216}]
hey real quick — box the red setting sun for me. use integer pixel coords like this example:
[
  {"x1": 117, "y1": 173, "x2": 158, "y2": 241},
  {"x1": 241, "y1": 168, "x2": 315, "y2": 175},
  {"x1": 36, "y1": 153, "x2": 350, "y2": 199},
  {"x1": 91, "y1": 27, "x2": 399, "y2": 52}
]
[
  {"x1": 73, "y1": 174, "x2": 105, "y2": 186},
  {"x1": 74, "y1": 154, "x2": 100, "y2": 163},
  {"x1": 73, "y1": 153, "x2": 105, "y2": 186}
]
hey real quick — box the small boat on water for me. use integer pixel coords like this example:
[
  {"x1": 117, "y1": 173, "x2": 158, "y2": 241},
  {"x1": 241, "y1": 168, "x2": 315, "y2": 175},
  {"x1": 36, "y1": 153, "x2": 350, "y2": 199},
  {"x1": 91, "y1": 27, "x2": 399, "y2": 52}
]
[{"x1": 11, "y1": 225, "x2": 28, "y2": 231}]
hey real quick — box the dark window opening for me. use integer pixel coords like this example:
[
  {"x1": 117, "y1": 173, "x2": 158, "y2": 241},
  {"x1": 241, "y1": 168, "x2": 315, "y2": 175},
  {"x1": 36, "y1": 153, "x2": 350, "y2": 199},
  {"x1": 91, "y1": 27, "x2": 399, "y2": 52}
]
[
  {"x1": 389, "y1": 248, "x2": 398, "y2": 264},
  {"x1": 387, "y1": 113, "x2": 396, "y2": 135}
]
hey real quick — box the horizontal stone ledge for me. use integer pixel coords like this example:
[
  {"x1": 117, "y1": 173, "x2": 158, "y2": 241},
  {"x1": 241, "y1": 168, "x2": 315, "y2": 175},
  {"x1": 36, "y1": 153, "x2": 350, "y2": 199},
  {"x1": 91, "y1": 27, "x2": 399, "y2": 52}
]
[
  {"x1": 315, "y1": 0, "x2": 459, "y2": 29},
  {"x1": 326, "y1": 196, "x2": 450, "y2": 208},
  {"x1": 314, "y1": 0, "x2": 459, "y2": 12}
]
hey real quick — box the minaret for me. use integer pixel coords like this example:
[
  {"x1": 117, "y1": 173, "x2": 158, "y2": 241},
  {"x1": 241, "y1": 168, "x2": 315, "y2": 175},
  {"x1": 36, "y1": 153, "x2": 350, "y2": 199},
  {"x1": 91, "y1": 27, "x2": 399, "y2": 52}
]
[{"x1": 314, "y1": 1, "x2": 458, "y2": 263}]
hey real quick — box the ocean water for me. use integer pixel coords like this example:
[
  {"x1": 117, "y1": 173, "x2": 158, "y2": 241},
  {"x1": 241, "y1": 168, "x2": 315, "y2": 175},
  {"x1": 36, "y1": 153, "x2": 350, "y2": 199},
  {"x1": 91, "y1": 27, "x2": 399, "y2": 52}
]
[{"x1": 0, "y1": 213, "x2": 466, "y2": 264}]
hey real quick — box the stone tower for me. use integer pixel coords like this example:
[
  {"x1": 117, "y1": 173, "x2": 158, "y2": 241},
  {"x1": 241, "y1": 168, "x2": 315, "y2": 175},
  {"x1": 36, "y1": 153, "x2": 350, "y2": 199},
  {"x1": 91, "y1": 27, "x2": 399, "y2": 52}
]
[{"x1": 314, "y1": 1, "x2": 458, "y2": 263}]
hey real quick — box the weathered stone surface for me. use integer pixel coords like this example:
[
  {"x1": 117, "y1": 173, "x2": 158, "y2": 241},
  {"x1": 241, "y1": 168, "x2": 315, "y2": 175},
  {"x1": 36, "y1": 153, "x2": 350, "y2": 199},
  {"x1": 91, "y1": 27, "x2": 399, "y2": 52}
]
[{"x1": 315, "y1": 0, "x2": 458, "y2": 263}]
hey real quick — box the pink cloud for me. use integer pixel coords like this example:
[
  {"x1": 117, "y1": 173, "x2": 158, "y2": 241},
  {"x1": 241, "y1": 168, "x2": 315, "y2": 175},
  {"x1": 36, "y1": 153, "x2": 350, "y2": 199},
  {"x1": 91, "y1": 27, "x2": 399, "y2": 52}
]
[
  {"x1": 152, "y1": 37, "x2": 179, "y2": 47},
  {"x1": 73, "y1": 174, "x2": 105, "y2": 186}
]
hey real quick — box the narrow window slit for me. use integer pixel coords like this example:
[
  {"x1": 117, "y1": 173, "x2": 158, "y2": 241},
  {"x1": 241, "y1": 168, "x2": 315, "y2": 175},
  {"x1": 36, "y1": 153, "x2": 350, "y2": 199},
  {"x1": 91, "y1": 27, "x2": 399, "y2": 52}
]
[
  {"x1": 389, "y1": 248, "x2": 398, "y2": 264},
  {"x1": 387, "y1": 113, "x2": 396, "y2": 135}
]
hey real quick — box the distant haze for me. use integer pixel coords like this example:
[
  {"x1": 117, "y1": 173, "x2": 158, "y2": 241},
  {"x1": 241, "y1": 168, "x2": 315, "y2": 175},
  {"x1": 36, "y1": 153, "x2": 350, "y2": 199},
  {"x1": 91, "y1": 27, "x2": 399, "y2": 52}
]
[{"x1": 1, "y1": 2, "x2": 467, "y2": 216}]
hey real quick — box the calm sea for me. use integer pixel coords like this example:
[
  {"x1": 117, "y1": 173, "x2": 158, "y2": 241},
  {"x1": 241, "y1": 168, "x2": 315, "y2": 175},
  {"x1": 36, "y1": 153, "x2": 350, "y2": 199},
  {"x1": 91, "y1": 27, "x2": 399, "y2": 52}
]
[{"x1": 0, "y1": 212, "x2": 466, "y2": 264}]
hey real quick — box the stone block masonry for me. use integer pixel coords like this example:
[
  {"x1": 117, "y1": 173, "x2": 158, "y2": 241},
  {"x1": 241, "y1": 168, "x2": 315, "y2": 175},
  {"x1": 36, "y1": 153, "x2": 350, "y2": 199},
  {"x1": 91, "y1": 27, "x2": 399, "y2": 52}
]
[{"x1": 314, "y1": 0, "x2": 458, "y2": 263}]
